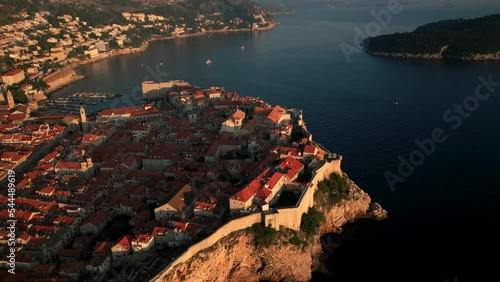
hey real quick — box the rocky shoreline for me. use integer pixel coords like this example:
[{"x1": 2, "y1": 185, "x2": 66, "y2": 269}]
[
  {"x1": 366, "y1": 50, "x2": 500, "y2": 61},
  {"x1": 154, "y1": 176, "x2": 387, "y2": 282}
]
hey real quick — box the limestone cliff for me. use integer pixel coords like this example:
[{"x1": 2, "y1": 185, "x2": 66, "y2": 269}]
[
  {"x1": 318, "y1": 175, "x2": 387, "y2": 235},
  {"x1": 155, "y1": 176, "x2": 386, "y2": 282},
  {"x1": 161, "y1": 230, "x2": 322, "y2": 282}
]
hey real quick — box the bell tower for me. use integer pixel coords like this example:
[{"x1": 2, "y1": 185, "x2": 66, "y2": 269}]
[
  {"x1": 80, "y1": 106, "x2": 87, "y2": 123},
  {"x1": 7, "y1": 91, "x2": 15, "y2": 109}
]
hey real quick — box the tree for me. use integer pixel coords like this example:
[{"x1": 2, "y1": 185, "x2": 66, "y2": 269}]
[
  {"x1": 248, "y1": 223, "x2": 277, "y2": 248},
  {"x1": 109, "y1": 38, "x2": 120, "y2": 50},
  {"x1": 300, "y1": 207, "x2": 325, "y2": 237},
  {"x1": 29, "y1": 79, "x2": 49, "y2": 91},
  {"x1": 10, "y1": 88, "x2": 27, "y2": 104},
  {"x1": 100, "y1": 32, "x2": 111, "y2": 40}
]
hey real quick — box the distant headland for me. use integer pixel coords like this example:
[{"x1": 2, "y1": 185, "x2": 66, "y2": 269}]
[{"x1": 363, "y1": 13, "x2": 500, "y2": 61}]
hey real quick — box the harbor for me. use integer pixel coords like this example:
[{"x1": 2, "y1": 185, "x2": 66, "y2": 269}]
[{"x1": 41, "y1": 92, "x2": 122, "y2": 115}]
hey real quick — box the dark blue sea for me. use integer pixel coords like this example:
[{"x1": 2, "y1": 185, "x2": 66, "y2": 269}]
[{"x1": 52, "y1": 1, "x2": 500, "y2": 281}]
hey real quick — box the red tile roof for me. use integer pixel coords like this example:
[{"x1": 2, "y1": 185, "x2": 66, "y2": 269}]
[
  {"x1": 265, "y1": 172, "x2": 284, "y2": 190},
  {"x1": 194, "y1": 201, "x2": 215, "y2": 211},
  {"x1": 94, "y1": 241, "x2": 112, "y2": 256},
  {"x1": 152, "y1": 227, "x2": 167, "y2": 236},
  {"x1": 2, "y1": 68, "x2": 23, "y2": 76},
  {"x1": 8, "y1": 114, "x2": 27, "y2": 121},
  {"x1": 132, "y1": 233, "x2": 154, "y2": 243},
  {"x1": 55, "y1": 161, "x2": 81, "y2": 170},
  {"x1": 303, "y1": 144, "x2": 317, "y2": 154},
  {"x1": 231, "y1": 177, "x2": 261, "y2": 202},
  {"x1": 278, "y1": 156, "x2": 305, "y2": 179},
  {"x1": 266, "y1": 105, "x2": 286, "y2": 124},
  {"x1": 115, "y1": 235, "x2": 133, "y2": 250},
  {"x1": 37, "y1": 185, "x2": 56, "y2": 195},
  {"x1": 256, "y1": 187, "x2": 272, "y2": 199},
  {"x1": 232, "y1": 109, "x2": 245, "y2": 120}
]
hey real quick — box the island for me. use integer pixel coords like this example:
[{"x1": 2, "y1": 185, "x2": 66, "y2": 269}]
[
  {"x1": 363, "y1": 13, "x2": 500, "y2": 61},
  {"x1": 0, "y1": 80, "x2": 386, "y2": 281}
]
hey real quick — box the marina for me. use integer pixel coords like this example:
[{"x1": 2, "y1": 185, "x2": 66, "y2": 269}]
[{"x1": 42, "y1": 92, "x2": 122, "y2": 115}]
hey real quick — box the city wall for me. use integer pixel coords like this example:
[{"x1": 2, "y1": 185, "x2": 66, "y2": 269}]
[
  {"x1": 265, "y1": 157, "x2": 342, "y2": 230},
  {"x1": 151, "y1": 213, "x2": 261, "y2": 280},
  {"x1": 152, "y1": 158, "x2": 342, "y2": 281},
  {"x1": 142, "y1": 80, "x2": 190, "y2": 98}
]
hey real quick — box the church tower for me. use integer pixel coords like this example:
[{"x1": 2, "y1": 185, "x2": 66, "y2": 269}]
[
  {"x1": 7, "y1": 91, "x2": 15, "y2": 109},
  {"x1": 80, "y1": 105, "x2": 87, "y2": 123},
  {"x1": 80, "y1": 105, "x2": 89, "y2": 130}
]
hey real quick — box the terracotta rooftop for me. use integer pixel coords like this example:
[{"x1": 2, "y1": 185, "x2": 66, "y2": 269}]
[{"x1": 2, "y1": 68, "x2": 23, "y2": 76}]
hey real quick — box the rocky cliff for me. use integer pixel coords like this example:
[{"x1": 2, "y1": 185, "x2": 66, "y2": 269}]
[{"x1": 155, "y1": 176, "x2": 387, "y2": 282}]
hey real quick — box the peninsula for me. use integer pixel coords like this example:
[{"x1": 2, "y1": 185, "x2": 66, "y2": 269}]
[
  {"x1": 363, "y1": 13, "x2": 500, "y2": 61},
  {"x1": 0, "y1": 80, "x2": 386, "y2": 281}
]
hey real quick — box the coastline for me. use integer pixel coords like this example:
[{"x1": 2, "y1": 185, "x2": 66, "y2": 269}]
[
  {"x1": 49, "y1": 22, "x2": 278, "y2": 94},
  {"x1": 365, "y1": 50, "x2": 500, "y2": 61},
  {"x1": 270, "y1": 11, "x2": 295, "y2": 15},
  {"x1": 152, "y1": 172, "x2": 387, "y2": 282}
]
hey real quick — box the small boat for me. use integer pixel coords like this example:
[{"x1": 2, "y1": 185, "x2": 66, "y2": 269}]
[
  {"x1": 206, "y1": 59, "x2": 212, "y2": 64},
  {"x1": 393, "y1": 101, "x2": 399, "y2": 105},
  {"x1": 241, "y1": 46, "x2": 245, "y2": 51}
]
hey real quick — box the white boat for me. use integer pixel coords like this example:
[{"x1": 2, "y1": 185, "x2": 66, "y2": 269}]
[
  {"x1": 206, "y1": 59, "x2": 212, "y2": 64},
  {"x1": 241, "y1": 46, "x2": 245, "y2": 50}
]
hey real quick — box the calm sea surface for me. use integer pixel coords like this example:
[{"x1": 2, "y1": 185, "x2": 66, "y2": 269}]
[{"x1": 53, "y1": 2, "x2": 500, "y2": 281}]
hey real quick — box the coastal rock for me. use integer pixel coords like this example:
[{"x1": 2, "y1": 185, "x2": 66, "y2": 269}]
[
  {"x1": 154, "y1": 177, "x2": 386, "y2": 282},
  {"x1": 160, "y1": 230, "x2": 321, "y2": 282},
  {"x1": 319, "y1": 176, "x2": 386, "y2": 234}
]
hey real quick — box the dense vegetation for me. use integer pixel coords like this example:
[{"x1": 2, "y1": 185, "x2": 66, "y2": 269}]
[
  {"x1": 300, "y1": 207, "x2": 325, "y2": 238},
  {"x1": 0, "y1": 0, "x2": 40, "y2": 25},
  {"x1": 247, "y1": 223, "x2": 278, "y2": 248},
  {"x1": 364, "y1": 14, "x2": 500, "y2": 56},
  {"x1": 316, "y1": 172, "x2": 350, "y2": 206}
]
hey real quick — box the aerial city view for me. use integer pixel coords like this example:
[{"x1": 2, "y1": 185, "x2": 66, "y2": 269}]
[{"x1": 0, "y1": 0, "x2": 499, "y2": 281}]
